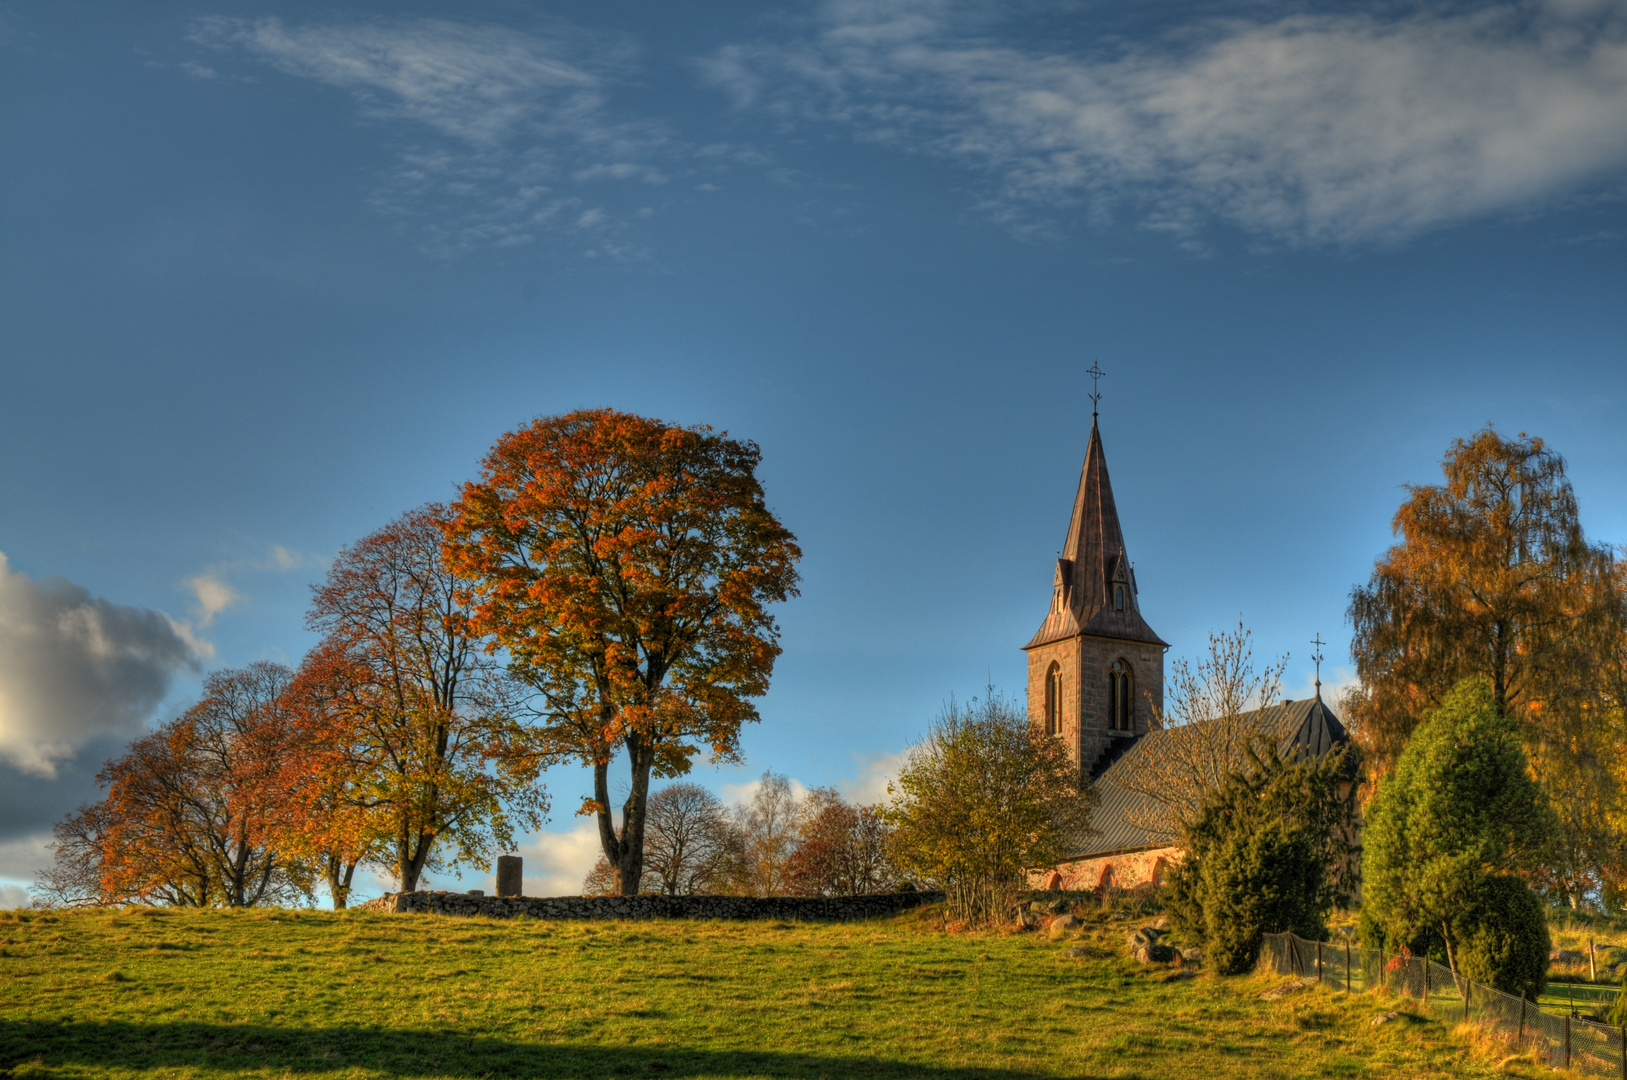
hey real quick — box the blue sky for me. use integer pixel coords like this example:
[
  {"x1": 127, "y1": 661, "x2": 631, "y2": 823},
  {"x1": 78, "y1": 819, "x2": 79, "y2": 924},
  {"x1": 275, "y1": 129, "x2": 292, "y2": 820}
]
[{"x1": 3, "y1": 0, "x2": 1626, "y2": 903}]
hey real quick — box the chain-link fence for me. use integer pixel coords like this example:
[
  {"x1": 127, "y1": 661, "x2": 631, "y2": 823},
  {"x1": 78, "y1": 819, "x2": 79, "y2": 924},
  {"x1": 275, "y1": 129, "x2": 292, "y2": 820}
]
[{"x1": 1261, "y1": 931, "x2": 1627, "y2": 1076}]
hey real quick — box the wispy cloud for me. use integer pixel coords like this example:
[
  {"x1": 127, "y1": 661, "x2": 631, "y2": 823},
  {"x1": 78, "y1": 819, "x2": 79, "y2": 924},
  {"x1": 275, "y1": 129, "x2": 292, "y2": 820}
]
[
  {"x1": 183, "y1": 572, "x2": 241, "y2": 628},
  {"x1": 189, "y1": 16, "x2": 675, "y2": 257},
  {"x1": 0, "y1": 554, "x2": 200, "y2": 778},
  {"x1": 706, "y1": 0, "x2": 1627, "y2": 246}
]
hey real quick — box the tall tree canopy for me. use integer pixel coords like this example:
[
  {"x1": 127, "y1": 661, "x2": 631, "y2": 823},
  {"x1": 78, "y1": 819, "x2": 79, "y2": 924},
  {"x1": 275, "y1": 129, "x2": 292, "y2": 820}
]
[
  {"x1": 1347, "y1": 428, "x2": 1624, "y2": 900},
  {"x1": 444, "y1": 409, "x2": 801, "y2": 895},
  {"x1": 308, "y1": 503, "x2": 547, "y2": 892},
  {"x1": 1349, "y1": 427, "x2": 1619, "y2": 775}
]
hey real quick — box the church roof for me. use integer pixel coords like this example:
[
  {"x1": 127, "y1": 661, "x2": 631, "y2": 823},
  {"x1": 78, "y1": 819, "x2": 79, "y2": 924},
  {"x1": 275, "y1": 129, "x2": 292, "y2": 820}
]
[
  {"x1": 1025, "y1": 418, "x2": 1166, "y2": 650},
  {"x1": 1068, "y1": 695, "x2": 1354, "y2": 860}
]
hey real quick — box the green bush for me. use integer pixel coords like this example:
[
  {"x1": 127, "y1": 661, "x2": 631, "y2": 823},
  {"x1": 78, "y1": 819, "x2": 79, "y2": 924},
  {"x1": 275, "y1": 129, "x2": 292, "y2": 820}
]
[
  {"x1": 1167, "y1": 746, "x2": 1353, "y2": 975},
  {"x1": 1198, "y1": 816, "x2": 1326, "y2": 974},
  {"x1": 1451, "y1": 874, "x2": 1549, "y2": 1000}
]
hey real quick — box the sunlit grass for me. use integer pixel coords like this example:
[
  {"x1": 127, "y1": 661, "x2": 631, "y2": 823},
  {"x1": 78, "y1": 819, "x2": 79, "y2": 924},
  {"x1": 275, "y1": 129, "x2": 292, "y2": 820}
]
[{"x1": 0, "y1": 904, "x2": 1538, "y2": 1078}]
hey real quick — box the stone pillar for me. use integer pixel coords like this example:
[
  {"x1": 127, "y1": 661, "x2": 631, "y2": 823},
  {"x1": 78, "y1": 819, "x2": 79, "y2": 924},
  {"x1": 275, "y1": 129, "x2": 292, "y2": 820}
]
[{"x1": 496, "y1": 855, "x2": 523, "y2": 897}]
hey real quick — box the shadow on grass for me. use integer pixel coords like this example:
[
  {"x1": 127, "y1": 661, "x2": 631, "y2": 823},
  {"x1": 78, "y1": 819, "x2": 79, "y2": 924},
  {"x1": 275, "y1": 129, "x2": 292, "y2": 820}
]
[{"x1": 0, "y1": 1021, "x2": 1092, "y2": 1079}]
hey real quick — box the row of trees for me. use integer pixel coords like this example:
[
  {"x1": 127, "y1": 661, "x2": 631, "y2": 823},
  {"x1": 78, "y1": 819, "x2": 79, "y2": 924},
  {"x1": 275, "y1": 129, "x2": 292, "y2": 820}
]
[
  {"x1": 40, "y1": 409, "x2": 802, "y2": 905},
  {"x1": 582, "y1": 777, "x2": 896, "y2": 898}
]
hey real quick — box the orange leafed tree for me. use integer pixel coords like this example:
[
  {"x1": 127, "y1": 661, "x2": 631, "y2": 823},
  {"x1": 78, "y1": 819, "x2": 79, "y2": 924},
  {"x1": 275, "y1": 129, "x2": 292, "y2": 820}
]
[
  {"x1": 307, "y1": 503, "x2": 548, "y2": 893},
  {"x1": 97, "y1": 663, "x2": 310, "y2": 907},
  {"x1": 273, "y1": 645, "x2": 388, "y2": 909},
  {"x1": 444, "y1": 409, "x2": 801, "y2": 895}
]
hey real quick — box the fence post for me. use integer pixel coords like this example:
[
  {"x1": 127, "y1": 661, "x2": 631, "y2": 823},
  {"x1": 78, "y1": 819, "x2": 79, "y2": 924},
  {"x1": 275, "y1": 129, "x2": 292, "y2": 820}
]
[
  {"x1": 1317, "y1": 941, "x2": 1323, "y2": 982},
  {"x1": 1379, "y1": 946, "x2": 1384, "y2": 991},
  {"x1": 1519, "y1": 997, "x2": 1525, "y2": 1046},
  {"x1": 1463, "y1": 977, "x2": 1469, "y2": 1021},
  {"x1": 1420, "y1": 957, "x2": 1428, "y2": 1006},
  {"x1": 1566, "y1": 1013, "x2": 1572, "y2": 1069},
  {"x1": 1346, "y1": 942, "x2": 1352, "y2": 994}
]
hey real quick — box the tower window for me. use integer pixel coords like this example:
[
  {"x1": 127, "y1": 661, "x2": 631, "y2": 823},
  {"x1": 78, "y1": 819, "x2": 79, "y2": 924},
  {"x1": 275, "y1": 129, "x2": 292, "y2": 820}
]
[
  {"x1": 1045, "y1": 663, "x2": 1063, "y2": 736},
  {"x1": 1114, "y1": 584, "x2": 1125, "y2": 611},
  {"x1": 1110, "y1": 659, "x2": 1134, "y2": 732}
]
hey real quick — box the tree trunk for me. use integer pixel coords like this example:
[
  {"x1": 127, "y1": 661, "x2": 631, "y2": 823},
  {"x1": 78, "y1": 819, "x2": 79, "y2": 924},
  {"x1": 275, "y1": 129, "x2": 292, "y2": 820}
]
[{"x1": 1441, "y1": 921, "x2": 1462, "y2": 995}]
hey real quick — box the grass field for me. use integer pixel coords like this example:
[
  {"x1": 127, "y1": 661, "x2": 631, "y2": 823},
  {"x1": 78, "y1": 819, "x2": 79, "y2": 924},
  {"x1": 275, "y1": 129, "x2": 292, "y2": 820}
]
[{"x1": 0, "y1": 904, "x2": 1554, "y2": 1080}]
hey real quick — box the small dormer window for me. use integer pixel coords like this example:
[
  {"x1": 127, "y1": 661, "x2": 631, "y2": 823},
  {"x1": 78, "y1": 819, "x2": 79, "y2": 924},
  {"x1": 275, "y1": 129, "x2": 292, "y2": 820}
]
[{"x1": 1114, "y1": 584, "x2": 1125, "y2": 611}]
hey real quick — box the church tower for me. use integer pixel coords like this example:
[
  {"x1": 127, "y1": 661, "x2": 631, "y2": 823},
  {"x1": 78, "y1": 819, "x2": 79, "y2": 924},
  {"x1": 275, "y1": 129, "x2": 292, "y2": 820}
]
[{"x1": 1024, "y1": 414, "x2": 1166, "y2": 780}]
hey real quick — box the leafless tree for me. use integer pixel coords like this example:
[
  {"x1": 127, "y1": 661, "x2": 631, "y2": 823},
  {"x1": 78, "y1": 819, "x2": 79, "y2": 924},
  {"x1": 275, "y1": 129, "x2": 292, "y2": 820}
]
[
  {"x1": 728, "y1": 771, "x2": 804, "y2": 897},
  {"x1": 1118, "y1": 621, "x2": 1287, "y2": 841},
  {"x1": 643, "y1": 782, "x2": 736, "y2": 895}
]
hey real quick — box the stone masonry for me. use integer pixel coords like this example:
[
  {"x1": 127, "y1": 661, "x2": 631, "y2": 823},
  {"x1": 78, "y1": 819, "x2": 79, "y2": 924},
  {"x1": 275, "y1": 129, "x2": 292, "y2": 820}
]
[{"x1": 356, "y1": 890, "x2": 945, "y2": 921}]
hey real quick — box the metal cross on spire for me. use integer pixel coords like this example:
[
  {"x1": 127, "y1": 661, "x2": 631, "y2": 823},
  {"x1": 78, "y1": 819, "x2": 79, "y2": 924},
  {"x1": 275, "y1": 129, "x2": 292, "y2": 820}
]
[
  {"x1": 1311, "y1": 634, "x2": 1325, "y2": 699},
  {"x1": 1087, "y1": 361, "x2": 1106, "y2": 417}
]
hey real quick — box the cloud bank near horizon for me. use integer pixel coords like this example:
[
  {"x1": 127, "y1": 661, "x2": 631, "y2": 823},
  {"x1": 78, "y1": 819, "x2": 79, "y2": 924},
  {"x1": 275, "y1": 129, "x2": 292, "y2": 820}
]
[
  {"x1": 705, "y1": 0, "x2": 1627, "y2": 246},
  {"x1": 0, "y1": 554, "x2": 200, "y2": 779}
]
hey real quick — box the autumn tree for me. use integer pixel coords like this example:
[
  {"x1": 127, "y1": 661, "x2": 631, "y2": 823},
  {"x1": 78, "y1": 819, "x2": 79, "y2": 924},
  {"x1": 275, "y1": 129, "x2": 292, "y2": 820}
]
[
  {"x1": 1347, "y1": 427, "x2": 1623, "y2": 898},
  {"x1": 93, "y1": 663, "x2": 311, "y2": 907},
  {"x1": 885, "y1": 693, "x2": 1094, "y2": 926},
  {"x1": 727, "y1": 771, "x2": 806, "y2": 897},
  {"x1": 308, "y1": 503, "x2": 548, "y2": 893},
  {"x1": 1117, "y1": 621, "x2": 1288, "y2": 841},
  {"x1": 444, "y1": 410, "x2": 801, "y2": 895},
  {"x1": 786, "y1": 791, "x2": 896, "y2": 897},
  {"x1": 273, "y1": 646, "x2": 388, "y2": 908},
  {"x1": 32, "y1": 801, "x2": 114, "y2": 908}
]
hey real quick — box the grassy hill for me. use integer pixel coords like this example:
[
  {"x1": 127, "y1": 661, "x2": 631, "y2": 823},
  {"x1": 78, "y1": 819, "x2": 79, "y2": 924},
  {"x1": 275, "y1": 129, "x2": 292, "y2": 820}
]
[{"x1": 0, "y1": 904, "x2": 1545, "y2": 1079}]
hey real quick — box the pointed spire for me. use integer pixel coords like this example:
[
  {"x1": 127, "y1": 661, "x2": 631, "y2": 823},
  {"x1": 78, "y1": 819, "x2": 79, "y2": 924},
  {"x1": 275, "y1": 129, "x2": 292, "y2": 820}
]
[{"x1": 1026, "y1": 418, "x2": 1166, "y2": 650}]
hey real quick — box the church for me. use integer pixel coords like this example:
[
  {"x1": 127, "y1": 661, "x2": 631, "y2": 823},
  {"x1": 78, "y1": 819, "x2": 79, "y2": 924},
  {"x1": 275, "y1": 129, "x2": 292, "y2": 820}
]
[{"x1": 1024, "y1": 408, "x2": 1352, "y2": 892}]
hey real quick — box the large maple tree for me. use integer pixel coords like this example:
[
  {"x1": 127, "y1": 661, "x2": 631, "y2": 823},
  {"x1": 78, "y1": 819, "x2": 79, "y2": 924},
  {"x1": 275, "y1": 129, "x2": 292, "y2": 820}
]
[{"x1": 444, "y1": 409, "x2": 801, "y2": 895}]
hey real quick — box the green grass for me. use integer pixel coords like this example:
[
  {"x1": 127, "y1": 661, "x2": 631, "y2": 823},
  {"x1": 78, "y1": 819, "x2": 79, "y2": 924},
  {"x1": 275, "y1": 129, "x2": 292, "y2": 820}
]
[{"x1": 0, "y1": 905, "x2": 1541, "y2": 1079}]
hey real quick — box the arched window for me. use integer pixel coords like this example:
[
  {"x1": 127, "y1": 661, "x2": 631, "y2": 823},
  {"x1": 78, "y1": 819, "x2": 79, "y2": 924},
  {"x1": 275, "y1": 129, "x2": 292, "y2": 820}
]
[
  {"x1": 1044, "y1": 662, "x2": 1063, "y2": 736},
  {"x1": 1114, "y1": 584, "x2": 1125, "y2": 611},
  {"x1": 1110, "y1": 659, "x2": 1134, "y2": 732}
]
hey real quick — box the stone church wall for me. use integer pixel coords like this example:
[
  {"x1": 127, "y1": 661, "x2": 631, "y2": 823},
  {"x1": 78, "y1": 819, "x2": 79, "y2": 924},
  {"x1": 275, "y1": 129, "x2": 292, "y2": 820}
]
[
  {"x1": 355, "y1": 890, "x2": 945, "y2": 921},
  {"x1": 1031, "y1": 847, "x2": 1183, "y2": 892}
]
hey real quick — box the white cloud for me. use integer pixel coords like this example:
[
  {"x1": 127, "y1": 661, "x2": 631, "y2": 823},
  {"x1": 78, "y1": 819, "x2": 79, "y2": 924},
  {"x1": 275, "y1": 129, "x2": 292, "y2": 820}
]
[
  {"x1": 191, "y1": 16, "x2": 604, "y2": 146},
  {"x1": 190, "y1": 16, "x2": 675, "y2": 255},
  {"x1": 708, "y1": 0, "x2": 1627, "y2": 245},
  {"x1": 0, "y1": 885, "x2": 29, "y2": 910},
  {"x1": 184, "y1": 572, "x2": 241, "y2": 627},
  {"x1": 0, "y1": 554, "x2": 199, "y2": 778},
  {"x1": 836, "y1": 749, "x2": 905, "y2": 805},
  {"x1": 513, "y1": 820, "x2": 606, "y2": 897}
]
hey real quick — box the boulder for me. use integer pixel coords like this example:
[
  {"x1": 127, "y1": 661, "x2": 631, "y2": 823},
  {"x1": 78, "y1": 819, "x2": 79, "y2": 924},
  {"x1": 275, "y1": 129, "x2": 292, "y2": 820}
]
[
  {"x1": 1152, "y1": 915, "x2": 1170, "y2": 930},
  {"x1": 1176, "y1": 947, "x2": 1203, "y2": 966},
  {"x1": 1369, "y1": 1011, "x2": 1400, "y2": 1026},
  {"x1": 1133, "y1": 942, "x2": 1176, "y2": 964},
  {"x1": 1047, "y1": 914, "x2": 1079, "y2": 940},
  {"x1": 1127, "y1": 926, "x2": 1162, "y2": 949},
  {"x1": 1047, "y1": 899, "x2": 1068, "y2": 915}
]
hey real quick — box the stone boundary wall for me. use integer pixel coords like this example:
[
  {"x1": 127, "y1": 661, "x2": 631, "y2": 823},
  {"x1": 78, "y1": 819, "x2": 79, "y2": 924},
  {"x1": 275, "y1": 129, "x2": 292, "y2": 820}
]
[{"x1": 355, "y1": 890, "x2": 945, "y2": 921}]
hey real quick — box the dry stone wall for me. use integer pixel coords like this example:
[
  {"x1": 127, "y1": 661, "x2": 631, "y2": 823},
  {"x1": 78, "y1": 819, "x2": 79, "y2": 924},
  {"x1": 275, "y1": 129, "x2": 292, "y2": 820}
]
[{"x1": 356, "y1": 890, "x2": 944, "y2": 921}]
